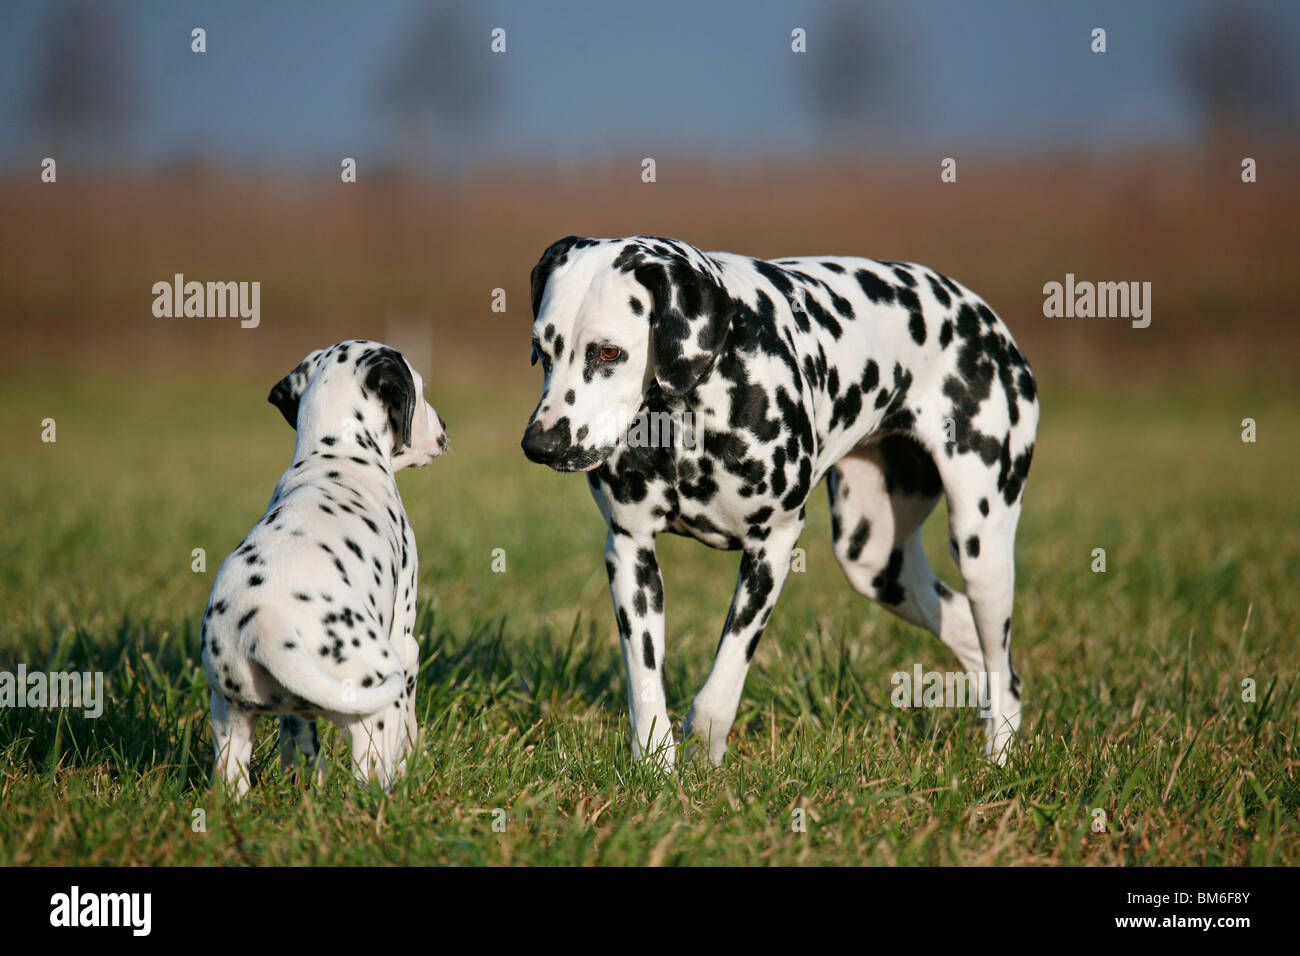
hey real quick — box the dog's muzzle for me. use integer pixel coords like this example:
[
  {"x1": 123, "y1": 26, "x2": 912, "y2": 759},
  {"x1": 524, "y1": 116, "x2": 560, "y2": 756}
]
[
  {"x1": 520, "y1": 419, "x2": 568, "y2": 466},
  {"x1": 521, "y1": 419, "x2": 608, "y2": 471}
]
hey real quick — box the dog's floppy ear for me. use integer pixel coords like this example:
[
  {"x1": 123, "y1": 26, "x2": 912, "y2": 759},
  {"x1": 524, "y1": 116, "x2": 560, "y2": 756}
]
[
  {"x1": 267, "y1": 349, "x2": 324, "y2": 429},
  {"x1": 362, "y1": 347, "x2": 417, "y2": 453},
  {"x1": 530, "y1": 235, "x2": 584, "y2": 318},
  {"x1": 632, "y1": 252, "x2": 735, "y2": 396}
]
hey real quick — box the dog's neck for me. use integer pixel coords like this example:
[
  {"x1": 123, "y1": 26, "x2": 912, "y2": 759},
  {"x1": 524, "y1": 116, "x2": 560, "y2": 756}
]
[{"x1": 291, "y1": 400, "x2": 397, "y2": 480}]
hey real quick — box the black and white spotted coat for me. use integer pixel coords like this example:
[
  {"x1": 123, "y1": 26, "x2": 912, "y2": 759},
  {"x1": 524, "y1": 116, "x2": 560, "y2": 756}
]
[
  {"x1": 523, "y1": 236, "x2": 1037, "y2": 766},
  {"x1": 201, "y1": 340, "x2": 446, "y2": 796}
]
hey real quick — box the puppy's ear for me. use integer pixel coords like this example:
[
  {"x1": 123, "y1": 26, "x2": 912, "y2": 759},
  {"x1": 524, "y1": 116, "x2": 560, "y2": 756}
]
[
  {"x1": 267, "y1": 350, "x2": 323, "y2": 428},
  {"x1": 362, "y1": 347, "x2": 416, "y2": 453},
  {"x1": 633, "y1": 254, "x2": 734, "y2": 397},
  {"x1": 530, "y1": 235, "x2": 583, "y2": 318}
]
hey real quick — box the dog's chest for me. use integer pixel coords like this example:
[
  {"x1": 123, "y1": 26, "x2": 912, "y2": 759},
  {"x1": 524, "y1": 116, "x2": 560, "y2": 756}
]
[{"x1": 597, "y1": 382, "x2": 812, "y2": 549}]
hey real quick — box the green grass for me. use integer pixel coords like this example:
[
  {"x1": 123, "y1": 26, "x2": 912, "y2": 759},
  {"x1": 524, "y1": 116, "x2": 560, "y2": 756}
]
[{"x1": 0, "y1": 374, "x2": 1296, "y2": 865}]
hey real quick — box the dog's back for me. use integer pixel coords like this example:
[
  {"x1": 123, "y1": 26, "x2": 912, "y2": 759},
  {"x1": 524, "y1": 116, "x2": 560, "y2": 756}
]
[{"x1": 200, "y1": 469, "x2": 411, "y2": 718}]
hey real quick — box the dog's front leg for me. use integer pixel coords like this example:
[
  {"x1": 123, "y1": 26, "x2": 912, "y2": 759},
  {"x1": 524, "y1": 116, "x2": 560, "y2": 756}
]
[
  {"x1": 685, "y1": 523, "x2": 803, "y2": 766},
  {"x1": 604, "y1": 529, "x2": 674, "y2": 769}
]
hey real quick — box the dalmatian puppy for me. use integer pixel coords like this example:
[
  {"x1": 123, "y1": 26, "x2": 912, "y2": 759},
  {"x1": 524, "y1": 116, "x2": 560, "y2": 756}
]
[
  {"x1": 522, "y1": 236, "x2": 1037, "y2": 768},
  {"x1": 202, "y1": 340, "x2": 447, "y2": 797}
]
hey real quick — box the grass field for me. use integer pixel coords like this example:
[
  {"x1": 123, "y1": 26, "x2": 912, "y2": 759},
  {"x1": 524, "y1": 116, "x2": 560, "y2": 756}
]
[{"x1": 1, "y1": 371, "x2": 1296, "y2": 866}]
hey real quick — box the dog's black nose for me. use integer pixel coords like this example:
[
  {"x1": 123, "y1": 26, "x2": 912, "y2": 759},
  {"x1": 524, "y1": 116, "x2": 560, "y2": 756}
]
[{"x1": 521, "y1": 420, "x2": 563, "y2": 464}]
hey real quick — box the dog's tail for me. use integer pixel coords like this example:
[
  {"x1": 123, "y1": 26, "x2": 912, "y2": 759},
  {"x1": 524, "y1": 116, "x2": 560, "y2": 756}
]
[{"x1": 247, "y1": 606, "x2": 405, "y2": 715}]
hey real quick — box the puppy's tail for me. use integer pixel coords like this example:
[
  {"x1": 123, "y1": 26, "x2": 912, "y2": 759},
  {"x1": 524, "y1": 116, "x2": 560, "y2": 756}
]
[{"x1": 247, "y1": 606, "x2": 405, "y2": 715}]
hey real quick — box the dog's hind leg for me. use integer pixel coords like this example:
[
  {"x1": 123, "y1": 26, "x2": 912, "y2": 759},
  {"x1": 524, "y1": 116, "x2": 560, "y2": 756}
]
[
  {"x1": 344, "y1": 712, "x2": 405, "y2": 791},
  {"x1": 211, "y1": 691, "x2": 258, "y2": 799},
  {"x1": 938, "y1": 461, "x2": 1026, "y2": 764},
  {"x1": 827, "y1": 437, "x2": 985, "y2": 679},
  {"x1": 394, "y1": 629, "x2": 420, "y2": 779},
  {"x1": 278, "y1": 715, "x2": 325, "y2": 786}
]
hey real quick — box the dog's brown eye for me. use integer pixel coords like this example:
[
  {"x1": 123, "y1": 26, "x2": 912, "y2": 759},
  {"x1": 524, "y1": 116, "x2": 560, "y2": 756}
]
[{"x1": 598, "y1": 346, "x2": 623, "y2": 362}]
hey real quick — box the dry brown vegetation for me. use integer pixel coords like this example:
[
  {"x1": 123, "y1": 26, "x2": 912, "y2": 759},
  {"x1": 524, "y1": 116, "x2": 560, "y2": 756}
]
[{"x1": 3, "y1": 153, "x2": 1297, "y2": 390}]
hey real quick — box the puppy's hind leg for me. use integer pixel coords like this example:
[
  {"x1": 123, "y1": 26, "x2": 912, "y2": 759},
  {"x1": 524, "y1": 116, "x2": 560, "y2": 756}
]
[
  {"x1": 395, "y1": 630, "x2": 421, "y2": 780},
  {"x1": 211, "y1": 691, "x2": 258, "y2": 799},
  {"x1": 344, "y1": 712, "x2": 404, "y2": 791},
  {"x1": 278, "y1": 715, "x2": 326, "y2": 786}
]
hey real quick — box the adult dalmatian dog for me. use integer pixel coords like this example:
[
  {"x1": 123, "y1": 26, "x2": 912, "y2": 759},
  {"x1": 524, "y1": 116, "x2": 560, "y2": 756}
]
[
  {"x1": 202, "y1": 340, "x2": 447, "y2": 797},
  {"x1": 522, "y1": 236, "x2": 1037, "y2": 768}
]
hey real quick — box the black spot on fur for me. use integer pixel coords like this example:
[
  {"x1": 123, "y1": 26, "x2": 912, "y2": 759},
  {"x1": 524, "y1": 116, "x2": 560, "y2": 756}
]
[
  {"x1": 871, "y1": 548, "x2": 906, "y2": 605},
  {"x1": 927, "y1": 273, "x2": 952, "y2": 307},
  {"x1": 634, "y1": 548, "x2": 664, "y2": 614},
  {"x1": 855, "y1": 269, "x2": 895, "y2": 304},
  {"x1": 846, "y1": 520, "x2": 871, "y2": 562},
  {"x1": 878, "y1": 435, "x2": 942, "y2": 498},
  {"x1": 730, "y1": 550, "x2": 775, "y2": 638}
]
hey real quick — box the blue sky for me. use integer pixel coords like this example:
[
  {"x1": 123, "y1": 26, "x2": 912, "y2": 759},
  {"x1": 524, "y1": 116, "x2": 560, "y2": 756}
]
[{"x1": 1, "y1": 0, "x2": 1295, "y2": 169}]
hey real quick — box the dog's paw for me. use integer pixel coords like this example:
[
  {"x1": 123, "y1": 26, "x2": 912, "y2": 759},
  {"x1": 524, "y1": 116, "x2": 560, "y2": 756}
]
[
  {"x1": 981, "y1": 724, "x2": 1018, "y2": 766},
  {"x1": 631, "y1": 727, "x2": 678, "y2": 773},
  {"x1": 212, "y1": 770, "x2": 252, "y2": 801},
  {"x1": 682, "y1": 706, "x2": 731, "y2": 768}
]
